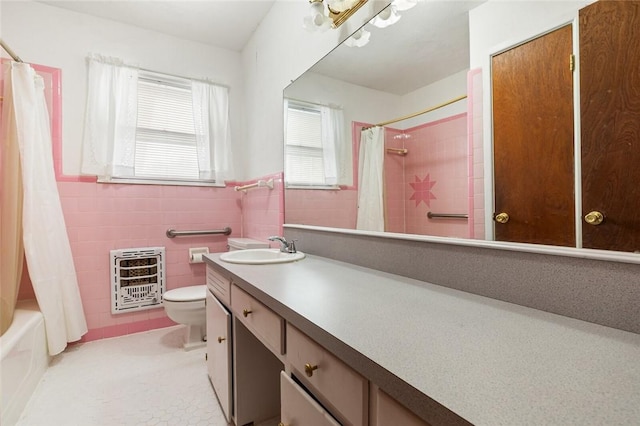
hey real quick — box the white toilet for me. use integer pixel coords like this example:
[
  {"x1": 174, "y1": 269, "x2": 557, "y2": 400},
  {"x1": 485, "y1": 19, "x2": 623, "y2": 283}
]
[
  {"x1": 163, "y1": 284, "x2": 207, "y2": 350},
  {"x1": 164, "y1": 238, "x2": 269, "y2": 350}
]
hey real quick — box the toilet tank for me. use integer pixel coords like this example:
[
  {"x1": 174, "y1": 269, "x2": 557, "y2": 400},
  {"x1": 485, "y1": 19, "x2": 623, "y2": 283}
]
[{"x1": 227, "y1": 238, "x2": 269, "y2": 251}]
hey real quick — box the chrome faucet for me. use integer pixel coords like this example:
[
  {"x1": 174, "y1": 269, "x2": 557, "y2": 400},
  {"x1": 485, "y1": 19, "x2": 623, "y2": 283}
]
[{"x1": 268, "y1": 236, "x2": 297, "y2": 253}]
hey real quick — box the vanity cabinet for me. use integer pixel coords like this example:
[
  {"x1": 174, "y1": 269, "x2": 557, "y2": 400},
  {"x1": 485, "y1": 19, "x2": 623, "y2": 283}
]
[{"x1": 286, "y1": 324, "x2": 368, "y2": 426}]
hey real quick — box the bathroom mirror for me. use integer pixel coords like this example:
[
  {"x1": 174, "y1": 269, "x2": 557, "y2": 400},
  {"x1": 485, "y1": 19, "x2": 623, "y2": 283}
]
[{"x1": 283, "y1": 0, "x2": 640, "y2": 255}]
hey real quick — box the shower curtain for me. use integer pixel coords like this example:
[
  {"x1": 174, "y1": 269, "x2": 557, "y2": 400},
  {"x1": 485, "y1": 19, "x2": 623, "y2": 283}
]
[
  {"x1": 356, "y1": 126, "x2": 385, "y2": 231},
  {"x1": 0, "y1": 62, "x2": 24, "y2": 337},
  {"x1": 5, "y1": 62, "x2": 87, "y2": 354}
]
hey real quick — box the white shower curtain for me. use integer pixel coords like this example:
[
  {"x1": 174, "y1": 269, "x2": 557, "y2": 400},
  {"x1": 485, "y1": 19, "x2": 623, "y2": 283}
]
[
  {"x1": 356, "y1": 126, "x2": 385, "y2": 231},
  {"x1": 7, "y1": 62, "x2": 87, "y2": 355}
]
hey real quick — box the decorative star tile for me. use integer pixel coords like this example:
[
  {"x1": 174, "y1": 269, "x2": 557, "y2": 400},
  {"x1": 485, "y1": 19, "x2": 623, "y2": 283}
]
[{"x1": 409, "y1": 174, "x2": 437, "y2": 207}]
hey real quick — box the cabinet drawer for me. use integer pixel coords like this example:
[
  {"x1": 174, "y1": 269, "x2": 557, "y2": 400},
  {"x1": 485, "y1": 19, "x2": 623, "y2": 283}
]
[
  {"x1": 372, "y1": 388, "x2": 431, "y2": 426},
  {"x1": 281, "y1": 372, "x2": 340, "y2": 426},
  {"x1": 231, "y1": 285, "x2": 284, "y2": 355},
  {"x1": 286, "y1": 324, "x2": 368, "y2": 426},
  {"x1": 206, "y1": 265, "x2": 231, "y2": 306}
]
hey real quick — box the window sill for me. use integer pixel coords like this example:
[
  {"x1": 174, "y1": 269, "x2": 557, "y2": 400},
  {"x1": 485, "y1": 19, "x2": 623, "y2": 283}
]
[
  {"x1": 97, "y1": 176, "x2": 226, "y2": 188},
  {"x1": 285, "y1": 184, "x2": 341, "y2": 191}
]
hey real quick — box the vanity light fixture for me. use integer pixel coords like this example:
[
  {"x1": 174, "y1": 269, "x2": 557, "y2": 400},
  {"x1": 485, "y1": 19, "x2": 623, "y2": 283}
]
[
  {"x1": 369, "y1": 0, "x2": 417, "y2": 29},
  {"x1": 303, "y1": 0, "x2": 369, "y2": 31}
]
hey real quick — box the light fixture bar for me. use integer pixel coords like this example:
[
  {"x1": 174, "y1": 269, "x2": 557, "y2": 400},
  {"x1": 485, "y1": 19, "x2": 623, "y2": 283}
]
[{"x1": 328, "y1": 0, "x2": 368, "y2": 28}]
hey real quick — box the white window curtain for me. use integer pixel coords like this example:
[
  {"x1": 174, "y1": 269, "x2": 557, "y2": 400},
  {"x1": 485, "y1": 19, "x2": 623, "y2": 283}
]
[
  {"x1": 356, "y1": 126, "x2": 385, "y2": 231},
  {"x1": 7, "y1": 62, "x2": 88, "y2": 355},
  {"x1": 81, "y1": 55, "x2": 138, "y2": 177},
  {"x1": 285, "y1": 100, "x2": 350, "y2": 187},
  {"x1": 191, "y1": 80, "x2": 234, "y2": 182}
]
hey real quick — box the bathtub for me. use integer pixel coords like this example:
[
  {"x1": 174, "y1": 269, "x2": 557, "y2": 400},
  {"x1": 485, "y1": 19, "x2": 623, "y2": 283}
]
[{"x1": 1, "y1": 299, "x2": 49, "y2": 426}]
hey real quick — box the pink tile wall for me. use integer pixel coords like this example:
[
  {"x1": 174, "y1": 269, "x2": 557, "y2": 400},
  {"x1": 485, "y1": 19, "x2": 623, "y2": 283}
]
[
  {"x1": 403, "y1": 114, "x2": 470, "y2": 238},
  {"x1": 285, "y1": 187, "x2": 358, "y2": 229},
  {"x1": 237, "y1": 172, "x2": 285, "y2": 245},
  {"x1": 57, "y1": 181, "x2": 242, "y2": 342}
]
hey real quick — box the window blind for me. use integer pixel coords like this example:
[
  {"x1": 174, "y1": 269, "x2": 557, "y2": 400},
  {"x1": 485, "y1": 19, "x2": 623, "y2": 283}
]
[
  {"x1": 133, "y1": 73, "x2": 200, "y2": 180},
  {"x1": 285, "y1": 105, "x2": 326, "y2": 185}
]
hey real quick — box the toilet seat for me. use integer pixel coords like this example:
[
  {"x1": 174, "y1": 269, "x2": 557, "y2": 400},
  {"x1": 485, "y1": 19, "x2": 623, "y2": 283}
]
[{"x1": 164, "y1": 285, "x2": 206, "y2": 302}]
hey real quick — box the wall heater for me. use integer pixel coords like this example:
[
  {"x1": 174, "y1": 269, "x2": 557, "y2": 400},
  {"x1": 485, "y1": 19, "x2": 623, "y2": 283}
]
[{"x1": 110, "y1": 247, "x2": 166, "y2": 314}]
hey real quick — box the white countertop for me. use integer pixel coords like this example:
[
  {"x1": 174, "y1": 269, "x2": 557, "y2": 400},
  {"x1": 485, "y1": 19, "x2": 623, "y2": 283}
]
[{"x1": 205, "y1": 253, "x2": 640, "y2": 425}]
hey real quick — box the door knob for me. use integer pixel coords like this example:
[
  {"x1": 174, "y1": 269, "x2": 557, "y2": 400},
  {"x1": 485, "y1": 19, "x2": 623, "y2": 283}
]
[
  {"x1": 584, "y1": 211, "x2": 604, "y2": 225},
  {"x1": 494, "y1": 212, "x2": 510, "y2": 224},
  {"x1": 217, "y1": 336, "x2": 226, "y2": 343},
  {"x1": 242, "y1": 308, "x2": 252, "y2": 317}
]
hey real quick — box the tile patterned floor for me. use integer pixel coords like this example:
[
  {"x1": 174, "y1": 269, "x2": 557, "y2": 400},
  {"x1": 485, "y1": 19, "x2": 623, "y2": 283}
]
[{"x1": 17, "y1": 326, "x2": 229, "y2": 426}]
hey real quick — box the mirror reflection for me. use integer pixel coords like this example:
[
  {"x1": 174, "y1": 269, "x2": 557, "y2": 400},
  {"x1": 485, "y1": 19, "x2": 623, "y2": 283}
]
[{"x1": 283, "y1": 0, "x2": 640, "y2": 253}]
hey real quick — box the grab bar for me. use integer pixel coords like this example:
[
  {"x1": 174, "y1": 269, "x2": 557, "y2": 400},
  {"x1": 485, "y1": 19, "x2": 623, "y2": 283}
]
[
  {"x1": 427, "y1": 212, "x2": 468, "y2": 219},
  {"x1": 166, "y1": 227, "x2": 232, "y2": 238},
  {"x1": 235, "y1": 178, "x2": 274, "y2": 192}
]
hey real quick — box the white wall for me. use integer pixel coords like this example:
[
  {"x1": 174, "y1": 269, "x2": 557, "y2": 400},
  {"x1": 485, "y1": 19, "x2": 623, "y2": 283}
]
[
  {"x1": 398, "y1": 69, "x2": 468, "y2": 129},
  {"x1": 240, "y1": 0, "x2": 389, "y2": 179},
  {"x1": 469, "y1": 0, "x2": 594, "y2": 68},
  {"x1": 1, "y1": 1, "x2": 246, "y2": 177}
]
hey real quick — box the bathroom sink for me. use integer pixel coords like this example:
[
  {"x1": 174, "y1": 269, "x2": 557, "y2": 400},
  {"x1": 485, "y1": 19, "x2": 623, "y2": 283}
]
[{"x1": 219, "y1": 249, "x2": 305, "y2": 265}]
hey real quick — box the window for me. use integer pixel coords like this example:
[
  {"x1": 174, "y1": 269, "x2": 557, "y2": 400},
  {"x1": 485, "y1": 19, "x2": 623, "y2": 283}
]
[
  {"x1": 284, "y1": 100, "x2": 350, "y2": 188},
  {"x1": 285, "y1": 102, "x2": 327, "y2": 186},
  {"x1": 81, "y1": 56, "x2": 234, "y2": 186},
  {"x1": 135, "y1": 72, "x2": 199, "y2": 181}
]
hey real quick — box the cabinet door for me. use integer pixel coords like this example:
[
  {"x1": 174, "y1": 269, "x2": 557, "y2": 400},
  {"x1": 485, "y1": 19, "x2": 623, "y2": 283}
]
[
  {"x1": 206, "y1": 290, "x2": 232, "y2": 423},
  {"x1": 281, "y1": 372, "x2": 340, "y2": 426}
]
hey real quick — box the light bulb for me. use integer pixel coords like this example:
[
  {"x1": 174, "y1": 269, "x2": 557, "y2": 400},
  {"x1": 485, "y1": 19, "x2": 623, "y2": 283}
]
[
  {"x1": 392, "y1": 0, "x2": 417, "y2": 12},
  {"x1": 370, "y1": 6, "x2": 401, "y2": 28},
  {"x1": 344, "y1": 28, "x2": 371, "y2": 47}
]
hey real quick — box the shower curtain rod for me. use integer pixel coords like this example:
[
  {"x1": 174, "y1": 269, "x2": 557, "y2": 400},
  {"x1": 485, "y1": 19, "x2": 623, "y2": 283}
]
[
  {"x1": 0, "y1": 39, "x2": 23, "y2": 63},
  {"x1": 363, "y1": 94, "x2": 467, "y2": 130}
]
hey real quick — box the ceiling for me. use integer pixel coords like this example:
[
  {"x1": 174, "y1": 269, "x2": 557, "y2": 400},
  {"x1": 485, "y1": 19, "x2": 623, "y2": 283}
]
[
  {"x1": 38, "y1": 0, "x2": 485, "y2": 95},
  {"x1": 39, "y1": 0, "x2": 277, "y2": 52}
]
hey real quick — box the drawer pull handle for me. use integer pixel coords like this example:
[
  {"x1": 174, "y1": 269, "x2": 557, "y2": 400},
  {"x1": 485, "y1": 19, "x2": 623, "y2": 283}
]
[
  {"x1": 304, "y1": 363, "x2": 318, "y2": 377},
  {"x1": 242, "y1": 308, "x2": 252, "y2": 317},
  {"x1": 217, "y1": 336, "x2": 226, "y2": 343}
]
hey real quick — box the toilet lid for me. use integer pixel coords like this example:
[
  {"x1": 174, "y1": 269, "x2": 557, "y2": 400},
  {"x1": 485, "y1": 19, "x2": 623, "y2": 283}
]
[{"x1": 164, "y1": 285, "x2": 206, "y2": 302}]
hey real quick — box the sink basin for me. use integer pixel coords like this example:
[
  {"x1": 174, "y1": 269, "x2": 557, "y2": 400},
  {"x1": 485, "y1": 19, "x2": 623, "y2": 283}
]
[{"x1": 219, "y1": 248, "x2": 305, "y2": 265}]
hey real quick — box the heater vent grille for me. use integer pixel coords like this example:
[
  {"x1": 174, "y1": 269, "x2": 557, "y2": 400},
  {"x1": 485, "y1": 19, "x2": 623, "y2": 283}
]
[{"x1": 110, "y1": 247, "x2": 166, "y2": 314}]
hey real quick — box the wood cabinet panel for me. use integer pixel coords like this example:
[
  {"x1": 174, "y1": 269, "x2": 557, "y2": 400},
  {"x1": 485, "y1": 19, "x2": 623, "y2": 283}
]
[
  {"x1": 286, "y1": 324, "x2": 368, "y2": 426},
  {"x1": 231, "y1": 284, "x2": 284, "y2": 355},
  {"x1": 281, "y1": 372, "x2": 340, "y2": 426}
]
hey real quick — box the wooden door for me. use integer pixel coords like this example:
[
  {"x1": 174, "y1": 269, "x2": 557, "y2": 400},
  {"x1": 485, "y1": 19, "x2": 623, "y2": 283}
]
[
  {"x1": 492, "y1": 25, "x2": 575, "y2": 246},
  {"x1": 580, "y1": 1, "x2": 640, "y2": 252}
]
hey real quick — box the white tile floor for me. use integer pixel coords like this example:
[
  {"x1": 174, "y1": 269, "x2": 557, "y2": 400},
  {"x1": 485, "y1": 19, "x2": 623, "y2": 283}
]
[{"x1": 17, "y1": 326, "x2": 230, "y2": 426}]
